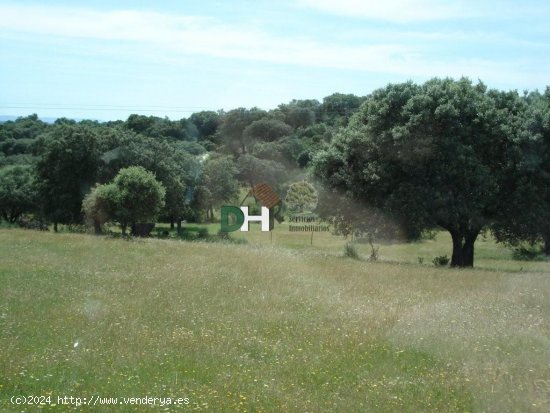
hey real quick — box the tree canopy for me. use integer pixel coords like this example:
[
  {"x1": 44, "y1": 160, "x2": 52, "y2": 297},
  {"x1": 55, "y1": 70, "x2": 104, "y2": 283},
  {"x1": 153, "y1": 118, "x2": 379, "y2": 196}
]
[
  {"x1": 35, "y1": 124, "x2": 101, "y2": 230},
  {"x1": 0, "y1": 164, "x2": 37, "y2": 222},
  {"x1": 313, "y1": 78, "x2": 527, "y2": 266}
]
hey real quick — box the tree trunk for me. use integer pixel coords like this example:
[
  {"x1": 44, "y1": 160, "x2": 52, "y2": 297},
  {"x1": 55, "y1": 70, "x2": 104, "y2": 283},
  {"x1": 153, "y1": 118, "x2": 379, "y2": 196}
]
[
  {"x1": 93, "y1": 220, "x2": 102, "y2": 235},
  {"x1": 209, "y1": 206, "x2": 215, "y2": 223},
  {"x1": 449, "y1": 229, "x2": 479, "y2": 268},
  {"x1": 53, "y1": 222, "x2": 58, "y2": 232},
  {"x1": 176, "y1": 219, "x2": 182, "y2": 235},
  {"x1": 462, "y1": 233, "x2": 477, "y2": 267},
  {"x1": 543, "y1": 233, "x2": 550, "y2": 256},
  {"x1": 450, "y1": 230, "x2": 463, "y2": 267},
  {"x1": 170, "y1": 220, "x2": 175, "y2": 230}
]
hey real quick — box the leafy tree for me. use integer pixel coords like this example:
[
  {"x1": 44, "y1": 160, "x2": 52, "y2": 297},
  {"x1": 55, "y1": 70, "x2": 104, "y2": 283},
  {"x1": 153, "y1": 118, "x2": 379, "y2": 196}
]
[
  {"x1": 0, "y1": 165, "x2": 37, "y2": 222},
  {"x1": 125, "y1": 114, "x2": 156, "y2": 135},
  {"x1": 493, "y1": 89, "x2": 550, "y2": 254},
  {"x1": 0, "y1": 154, "x2": 37, "y2": 168},
  {"x1": 125, "y1": 114, "x2": 193, "y2": 141},
  {"x1": 251, "y1": 141, "x2": 285, "y2": 163},
  {"x1": 1, "y1": 138, "x2": 36, "y2": 156},
  {"x1": 236, "y1": 154, "x2": 287, "y2": 191},
  {"x1": 81, "y1": 183, "x2": 117, "y2": 234},
  {"x1": 277, "y1": 99, "x2": 321, "y2": 128},
  {"x1": 194, "y1": 156, "x2": 239, "y2": 221},
  {"x1": 197, "y1": 156, "x2": 239, "y2": 221},
  {"x1": 189, "y1": 111, "x2": 220, "y2": 141},
  {"x1": 35, "y1": 124, "x2": 101, "y2": 231},
  {"x1": 107, "y1": 166, "x2": 165, "y2": 234},
  {"x1": 313, "y1": 78, "x2": 525, "y2": 267},
  {"x1": 219, "y1": 107, "x2": 266, "y2": 155},
  {"x1": 54, "y1": 117, "x2": 77, "y2": 126},
  {"x1": 321, "y1": 93, "x2": 363, "y2": 126},
  {"x1": 0, "y1": 114, "x2": 49, "y2": 142},
  {"x1": 243, "y1": 118, "x2": 292, "y2": 142},
  {"x1": 97, "y1": 131, "x2": 199, "y2": 228},
  {"x1": 285, "y1": 181, "x2": 318, "y2": 212}
]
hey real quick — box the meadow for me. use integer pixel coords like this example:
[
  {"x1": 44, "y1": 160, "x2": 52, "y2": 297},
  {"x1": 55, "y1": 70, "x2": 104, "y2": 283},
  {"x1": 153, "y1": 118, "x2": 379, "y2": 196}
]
[{"x1": 0, "y1": 227, "x2": 549, "y2": 412}]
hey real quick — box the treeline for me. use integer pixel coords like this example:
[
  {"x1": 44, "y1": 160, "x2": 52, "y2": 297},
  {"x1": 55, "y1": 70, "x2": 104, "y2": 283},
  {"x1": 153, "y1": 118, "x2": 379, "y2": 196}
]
[
  {"x1": 0, "y1": 79, "x2": 548, "y2": 267},
  {"x1": 0, "y1": 93, "x2": 358, "y2": 231}
]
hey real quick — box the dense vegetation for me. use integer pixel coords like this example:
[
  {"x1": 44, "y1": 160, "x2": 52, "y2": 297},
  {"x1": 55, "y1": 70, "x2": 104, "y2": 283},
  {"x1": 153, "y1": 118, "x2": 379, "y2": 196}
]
[{"x1": 1, "y1": 78, "x2": 549, "y2": 266}]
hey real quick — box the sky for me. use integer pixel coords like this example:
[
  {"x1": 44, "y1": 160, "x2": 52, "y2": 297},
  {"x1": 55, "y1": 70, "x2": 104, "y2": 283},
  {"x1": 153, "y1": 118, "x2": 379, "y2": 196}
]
[{"x1": 1, "y1": 0, "x2": 549, "y2": 120}]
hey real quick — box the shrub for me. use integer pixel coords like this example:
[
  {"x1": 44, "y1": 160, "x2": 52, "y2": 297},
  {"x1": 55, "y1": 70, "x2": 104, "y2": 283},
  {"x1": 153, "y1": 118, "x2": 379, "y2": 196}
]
[
  {"x1": 343, "y1": 242, "x2": 359, "y2": 259},
  {"x1": 512, "y1": 246, "x2": 541, "y2": 261},
  {"x1": 82, "y1": 167, "x2": 165, "y2": 235},
  {"x1": 17, "y1": 215, "x2": 48, "y2": 231},
  {"x1": 432, "y1": 255, "x2": 450, "y2": 267}
]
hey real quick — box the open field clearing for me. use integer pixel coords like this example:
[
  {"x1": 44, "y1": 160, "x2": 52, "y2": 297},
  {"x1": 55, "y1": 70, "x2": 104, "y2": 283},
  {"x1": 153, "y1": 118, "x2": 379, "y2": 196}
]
[{"x1": 1, "y1": 229, "x2": 549, "y2": 412}]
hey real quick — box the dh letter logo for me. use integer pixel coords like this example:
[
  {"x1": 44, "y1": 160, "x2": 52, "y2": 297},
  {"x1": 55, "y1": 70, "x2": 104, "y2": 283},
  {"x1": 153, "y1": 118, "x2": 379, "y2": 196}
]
[{"x1": 221, "y1": 206, "x2": 271, "y2": 232}]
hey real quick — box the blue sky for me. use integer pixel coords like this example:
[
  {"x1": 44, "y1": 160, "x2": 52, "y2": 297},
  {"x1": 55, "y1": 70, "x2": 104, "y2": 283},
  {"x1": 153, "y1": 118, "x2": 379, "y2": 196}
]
[{"x1": 1, "y1": 0, "x2": 549, "y2": 120}]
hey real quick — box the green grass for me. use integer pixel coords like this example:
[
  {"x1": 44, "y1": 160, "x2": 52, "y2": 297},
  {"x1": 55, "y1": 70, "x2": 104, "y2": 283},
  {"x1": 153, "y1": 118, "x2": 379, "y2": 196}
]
[
  {"x1": 1, "y1": 229, "x2": 549, "y2": 412},
  {"x1": 152, "y1": 221, "x2": 549, "y2": 272}
]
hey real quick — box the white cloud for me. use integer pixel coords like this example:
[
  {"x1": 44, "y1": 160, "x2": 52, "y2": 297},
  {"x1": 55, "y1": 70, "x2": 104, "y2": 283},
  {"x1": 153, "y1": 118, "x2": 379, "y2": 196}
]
[
  {"x1": 0, "y1": 3, "x2": 546, "y2": 88},
  {"x1": 0, "y1": 4, "x2": 416, "y2": 71},
  {"x1": 297, "y1": 0, "x2": 550, "y2": 23},
  {"x1": 297, "y1": 0, "x2": 472, "y2": 22}
]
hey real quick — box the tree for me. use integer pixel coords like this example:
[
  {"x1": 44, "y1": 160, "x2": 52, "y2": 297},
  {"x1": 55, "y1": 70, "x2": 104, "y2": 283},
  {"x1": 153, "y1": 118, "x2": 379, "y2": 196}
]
[
  {"x1": 194, "y1": 156, "x2": 239, "y2": 222},
  {"x1": 313, "y1": 78, "x2": 525, "y2": 267},
  {"x1": 0, "y1": 165, "x2": 37, "y2": 222},
  {"x1": 81, "y1": 184, "x2": 117, "y2": 234},
  {"x1": 189, "y1": 111, "x2": 220, "y2": 141},
  {"x1": 108, "y1": 166, "x2": 165, "y2": 234},
  {"x1": 492, "y1": 89, "x2": 550, "y2": 254},
  {"x1": 236, "y1": 154, "x2": 287, "y2": 191},
  {"x1": 125, "y1": 114, "x2": 193, "y2": 141},
  {"x1": 219, "y1": 107, "x2": 266, "y2": 155},
  {"x1": 97, "y1": 131, "x2": 199, "y2": 229},
  {"x1": 35, "y1": 125, "x2": 101, "y2": 231},
  {"x1": 0, "y1": 114, "x2": 49, "y2": 142},
  {"x1": 285, "y1": 181, "x2": 318, "y2": 213},
  {"x1": 277, "y1": 99, "x2": 321, "y2": 128},
  {"x1": 321, "y1": 93, "x2": 363, "y2": 126},
  {"x1": 243, "y1": 118, "x2": 292, "y2": 142}
]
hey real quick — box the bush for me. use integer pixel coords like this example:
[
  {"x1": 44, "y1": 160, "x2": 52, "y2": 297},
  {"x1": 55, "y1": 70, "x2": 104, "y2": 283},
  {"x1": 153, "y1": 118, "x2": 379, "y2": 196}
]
[
  {"x1": 217, "y1": 231, "x2": 247, "y2": 244},
  {"x1": 432, "y1": 255, "x2": 450, "y2": 267},
  {"x1": 65, "y1": 224, "x2": 89, "y2": 233},
  {"x1": 156, "y1": 229, "x2": 170, "y2": 238},
  {"x1": 17, "y1": 216, "x2": 49, "y2": 231},
  {"x1": 343, "y1": 242, "x2": 359, "y2": 259},
  {"x1": 512, "y1": 246, "x2": 542, "y2": 261},
  {"x1": 131, "y1": 223, "x2": 155, "y2": 237}
]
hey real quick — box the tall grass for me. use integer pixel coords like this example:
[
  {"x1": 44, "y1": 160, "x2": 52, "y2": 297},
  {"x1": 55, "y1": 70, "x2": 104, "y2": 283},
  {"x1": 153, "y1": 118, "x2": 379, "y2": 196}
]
[{"x1": 0, "y1": 229, "x2": 549, "y2": 412}]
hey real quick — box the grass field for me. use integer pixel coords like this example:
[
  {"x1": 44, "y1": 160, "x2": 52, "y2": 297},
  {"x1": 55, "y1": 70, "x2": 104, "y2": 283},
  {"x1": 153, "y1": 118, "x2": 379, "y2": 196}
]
[{"x1": 1, "y1": 228, "x2": 549, "y2": 412}]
